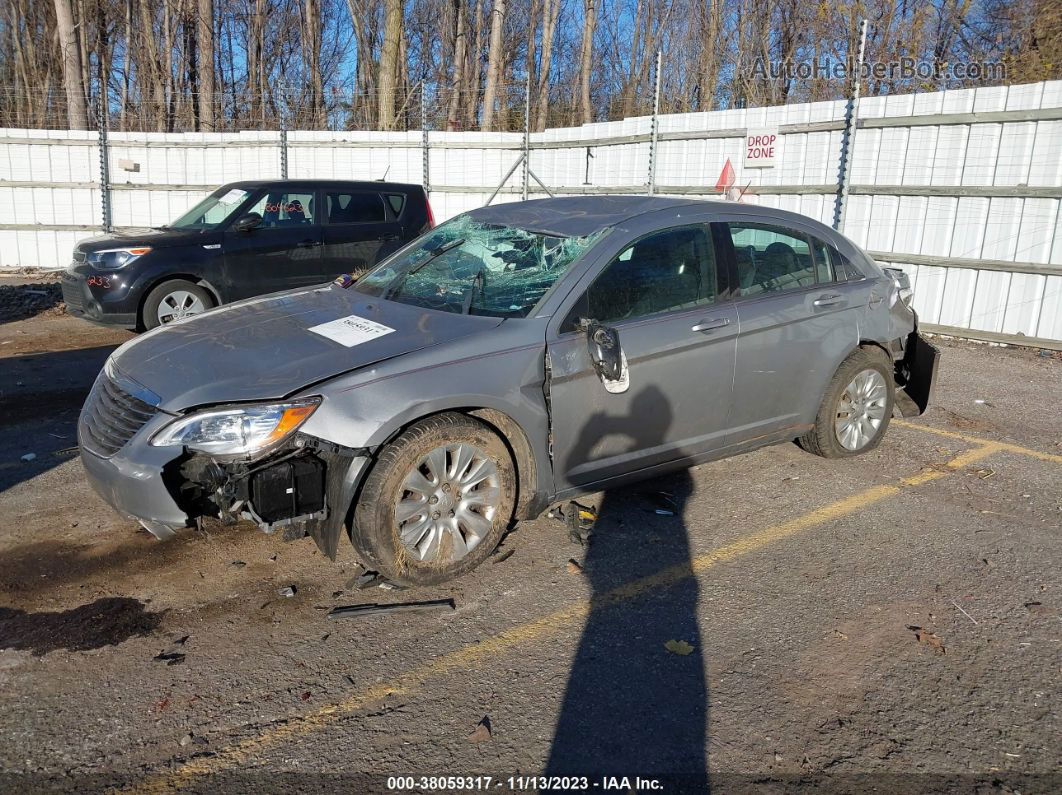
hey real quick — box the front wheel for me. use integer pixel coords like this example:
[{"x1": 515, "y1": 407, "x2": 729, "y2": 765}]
[
  {"x1": 798, "y1": 348, "x2": 894, "y2": 458},
  {"x1": 141, "y1": 279, "x2": 214, "y2": 330},
  {"x1": 352, "y1": 413, "x2": 516, "y2": 586}
]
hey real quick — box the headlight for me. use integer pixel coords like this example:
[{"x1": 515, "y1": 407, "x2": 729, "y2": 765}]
[
  {"x1": 150, "y1": 398, "x2": 320, "y2": 456},
  {"x1": 88, "y1": 246, "x2": 152, "y2": 270}
]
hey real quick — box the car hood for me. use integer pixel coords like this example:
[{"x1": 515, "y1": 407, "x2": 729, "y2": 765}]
[
  {"x1": 76, "y1": 227, "x2": 210, "y2": 253},
  {"x1": 110, "y1": 285, "x2": 504, "y2": 412}
]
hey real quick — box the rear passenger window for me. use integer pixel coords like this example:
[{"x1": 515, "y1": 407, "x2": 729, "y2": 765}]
[
  {"x1": 810, "y1": 237, "x2": 833, "y2": 283},
  {"x1": 326, "y1": 192, "x2": 385, "y2": 224},
  {"x1": 831, "y1": 250, "x2": 864, "y2": 281},
  {"x1": 727, "y1": 223, "x2": 816, "y2": 296},
  {"x1": 385, "y1": 194, "x2": 406, "y2": 216},
  {"x1": 586, "y1": 225, "x2": 718, "y2": 323}
]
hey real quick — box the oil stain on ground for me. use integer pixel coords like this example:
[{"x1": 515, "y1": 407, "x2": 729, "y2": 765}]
[{"x1": 0, "y1": 597, "x2": 162, "y2": 655}]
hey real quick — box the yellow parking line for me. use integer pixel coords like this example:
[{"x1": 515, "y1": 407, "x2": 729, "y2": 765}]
[
  {"x1": 895, "y1": 420, "x2": 1062, "y2": 464},
  {"x1": 125, "y1": 445, "x2": 999, "y2": 794}
]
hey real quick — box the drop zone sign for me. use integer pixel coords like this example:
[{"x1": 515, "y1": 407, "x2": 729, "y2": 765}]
[{"x1": 744, "y1": 128, "x2": 778, "y2": 168}]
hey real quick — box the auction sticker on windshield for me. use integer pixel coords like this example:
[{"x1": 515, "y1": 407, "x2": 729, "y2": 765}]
[{"x1": 309, "y1": 315, "x2": 395, "y2": 347}]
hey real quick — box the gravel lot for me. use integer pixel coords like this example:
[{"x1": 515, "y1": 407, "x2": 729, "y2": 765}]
[{"x1": 1, "y1": 291, "x2": 1059, "y2": 794}]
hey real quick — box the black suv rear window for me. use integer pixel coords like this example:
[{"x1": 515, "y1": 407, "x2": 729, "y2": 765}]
[
  {"x1": 326, "y1": 192, "x2": 385, "y2": 224},
  {"x1": 385, "y1": 194, "x2": 406, "y2": 216}
]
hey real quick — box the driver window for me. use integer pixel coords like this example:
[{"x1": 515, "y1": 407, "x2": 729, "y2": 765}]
[
  {"x1": 583, "y1": 225, "x2": 717, "y2": 324},
  {"x1": 243, "y1": 191, "x2": 315, "y2": 228},
  {"x1": 727, "y1": 223, "x2": 816, "y2": 296}
]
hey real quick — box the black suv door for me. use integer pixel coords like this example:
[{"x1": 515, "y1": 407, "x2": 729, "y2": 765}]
[
  {"x1": 221, "y1": 187, "x2": 323, "y2": 299},
  {"x1": 320, "y1": 189, "x2": 403, "y2": 278}
]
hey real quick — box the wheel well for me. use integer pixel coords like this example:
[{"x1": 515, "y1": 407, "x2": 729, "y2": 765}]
[
  {"x1": 858, "y1": 340, "x2": 892, "y2": 364},
  {"x1": 349, "y1": 407, "x2": 541, "y2": 544},
  {"x1": 136, "y1": 275, "x2": 220, "y2": 330}
]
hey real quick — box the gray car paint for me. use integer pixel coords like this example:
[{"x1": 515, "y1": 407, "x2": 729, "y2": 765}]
[{"x1": 79, "y1": 196, "x2": 918, "y2": 558}]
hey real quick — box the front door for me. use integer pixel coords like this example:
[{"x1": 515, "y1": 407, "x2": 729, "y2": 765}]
[
  {"x1": 221, "y1": 188, "x2": 323, "y2": 299},
  {"x1": 320, "y1": 189, "x2": 402, "y2": 279},
  {"x1": 546, "y1": 223, "x2": 738, "y2": 492}
]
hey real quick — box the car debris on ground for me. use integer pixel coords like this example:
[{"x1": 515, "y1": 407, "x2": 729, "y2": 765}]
[
  {"x1": 467, "y1": 716, "x2": 492, "y2": 743},
  {"x1": 326, "y1": 599, "x2": 456, "y2": 620},
  {"x1": 549, "y1": 501, "x2": 598, "y2": 545}
]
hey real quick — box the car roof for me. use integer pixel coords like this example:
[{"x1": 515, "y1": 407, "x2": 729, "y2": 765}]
[
  {"x1": 222, "y1": 179, "x2": 424, "y2": 192},
  {"x1": 464, "y1": 195, "x2": 846, "y2": 241},
  {"x1": 464, "y1": 196, "x2": 704, "y2": 237}
]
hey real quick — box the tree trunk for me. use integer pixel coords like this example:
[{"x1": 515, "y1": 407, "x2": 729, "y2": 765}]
[
  {"x1": 53, "y1": 0, "x2": 89, "y2": 128},
  {"x1": 378, "y1": 0, "x2": 402, "y2": 130},
  {"x1": 534, "y1": 0, "x2": 559, "y2": 131},
  {"x1": 445, "y1": 0, "x2": 467, "y2": 130},
  {"x1": 197, "y1": 0, "x2": 214, "y2": 130},
  {"x1": 480, "y1": 0, "x2": 506, "y2": 130},
  {"x1": 465, "y1": 0, "x2": 483, "y2": 129},
  {"x1": 577, "y1": 0, "x2": 596, "y2": 124},
  {"x1": 303, "y1": 0, "x2": 324, "y2": 128}
]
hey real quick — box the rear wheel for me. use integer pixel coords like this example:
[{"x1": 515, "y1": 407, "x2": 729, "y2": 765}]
[
  {"x1": 142, "y1": 279, "x2": 214, "y2": 329},
  {"x1": 352, "y1": 413, "x2": 516, "y2": 586},
  {"x1": 798, "y1": 348, "x2": 894, "y2": 458}
]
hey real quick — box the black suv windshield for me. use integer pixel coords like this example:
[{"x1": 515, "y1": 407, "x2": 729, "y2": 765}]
[
  {"x1": 168, "y1": 187, "x2": 254, "y2": 230},
  {"x1": 354, "y1": 217, "x2": 604, "y2": 317}
]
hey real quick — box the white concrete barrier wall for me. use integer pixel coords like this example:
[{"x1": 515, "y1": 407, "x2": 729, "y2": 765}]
[{"x1": 1, "y1": 80, "x2": 1059, "y2": 343}]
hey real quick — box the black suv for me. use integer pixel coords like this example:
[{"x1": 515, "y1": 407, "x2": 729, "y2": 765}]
[{"x1": 61, "y1": 180, "x2": 433, "y2": 329}]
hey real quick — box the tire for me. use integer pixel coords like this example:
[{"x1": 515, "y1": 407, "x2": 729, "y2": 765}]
[
  {"x1": 798, "y1": 347, "x2": 895, "y2": 458},
  {"x1": 141, "y1": 279, "x2": 214, "y2": 330},
  {"x1": 352, "y1": 413, "x2": 516, "y2": 586}
]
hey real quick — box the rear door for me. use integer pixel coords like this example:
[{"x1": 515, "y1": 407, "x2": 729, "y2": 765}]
[
  {"x1": 717, "y1": 219, "x2": 867, "y2": 441},
  {"x1": 320, "y1": 189, "x2": 402, "y2": 278},
  {"x1": 546, "y1": 222, "x2": 738, "y2": 492},
  {"x1": 221, "y1": 187, "x2": 323, "y2": 298}
]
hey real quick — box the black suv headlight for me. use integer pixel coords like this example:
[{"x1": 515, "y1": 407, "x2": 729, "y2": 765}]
[{"x1": 88, "y1": 246, "x2": 152, "y2": 270}]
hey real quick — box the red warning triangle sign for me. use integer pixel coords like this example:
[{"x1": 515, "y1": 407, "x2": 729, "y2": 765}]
[{"x1": 715, "y1": 158, "x2": 736, "y2": 193}]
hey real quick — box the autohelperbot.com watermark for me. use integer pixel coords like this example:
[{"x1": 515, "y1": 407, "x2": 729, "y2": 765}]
[{"x1": 751, "y1": 57, "x2": 1006, "y2": 83}]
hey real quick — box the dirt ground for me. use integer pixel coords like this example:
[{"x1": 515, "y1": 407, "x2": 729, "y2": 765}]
[{"x1": 0, "y1": 294, "x2": 1059, "y2": 794}]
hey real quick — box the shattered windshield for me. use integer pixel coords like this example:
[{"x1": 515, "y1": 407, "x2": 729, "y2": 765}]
[{"x1": 354, "y1": 216, "x2": 605, "y2": 317}]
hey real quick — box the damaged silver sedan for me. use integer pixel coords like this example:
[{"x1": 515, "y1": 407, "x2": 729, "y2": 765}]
[{"x1": 79, "y1": 197, "x2": 938, "y2": 585}]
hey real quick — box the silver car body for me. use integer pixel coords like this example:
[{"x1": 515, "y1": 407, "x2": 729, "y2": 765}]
[{"x1": 79, "y1": 197, "x2": 933, "y2": 558}]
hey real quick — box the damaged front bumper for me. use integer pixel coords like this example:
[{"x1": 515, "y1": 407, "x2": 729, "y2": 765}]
[
  {"x1": 894, "y1": 330, "x2": 940, "y2": 417},
  {"x1": 81, "y1": 425, "x2": 371, "y2": 559}
]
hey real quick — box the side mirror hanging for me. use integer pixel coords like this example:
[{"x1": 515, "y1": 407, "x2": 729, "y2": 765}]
[{"x1": 582, "y1": 319, "x2": 623, "y2": 382}]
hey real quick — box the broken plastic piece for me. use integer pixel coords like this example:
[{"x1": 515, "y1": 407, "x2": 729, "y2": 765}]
[{"x1": 326, "y1": 599, "x2": 456, "y2": 619}]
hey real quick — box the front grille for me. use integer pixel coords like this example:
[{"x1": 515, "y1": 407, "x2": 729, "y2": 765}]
[
  {"x1": 61, "y1": 276, "x2": 84, "y2": 312},
  {"x1": 80, "y1": 374, "x2": 158, "y2": 457}
]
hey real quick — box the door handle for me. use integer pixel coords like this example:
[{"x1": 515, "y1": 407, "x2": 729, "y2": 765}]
[
  {"x1": 813, "y1": 293, "x2": 844, "y2": 307},
  {"x1": 297, "y1": 239, "x2": 322, "y2": 248},
  {"x1": 691, "y1": 317, "x2": 731, "y2": 333},
  {"x1": 381, "y1": 232, "x2": 400, "y2": 241}
]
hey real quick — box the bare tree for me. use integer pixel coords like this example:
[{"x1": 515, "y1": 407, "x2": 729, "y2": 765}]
[
  {"x1": 481, "y1": 0, "x2": 507, "y2": 130},
  {"x1": 198, "y1": 0, "x2": 215, "y2": 130},
  {"x1": 577, "y1": 0, "x2": 596, "y2": 124},
  {"x1": 534, "y1": 0, "x2": 559, "y2": 130},
  {"x1": 446, "y1": 0, "x2": 468, "y2": 129},
  {"x1": 53, "y1": 0, "x2": 89, "y2": 128},
  {"x1": 378, "y1": 0, "x2": 402, "y2": 129}
]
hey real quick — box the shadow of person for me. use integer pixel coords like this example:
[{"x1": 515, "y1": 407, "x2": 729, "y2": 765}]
[{"x1": 545, "y1": 387, "x2": 708, "y2": 792}]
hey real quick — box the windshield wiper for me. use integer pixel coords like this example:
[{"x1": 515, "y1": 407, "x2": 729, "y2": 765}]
[
  {"x1": 384, "y1": 238, "x2": 465, "y2": 299},
  {"x1": 462, "y1": 267, "x2": 486, "y2": 314}
]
